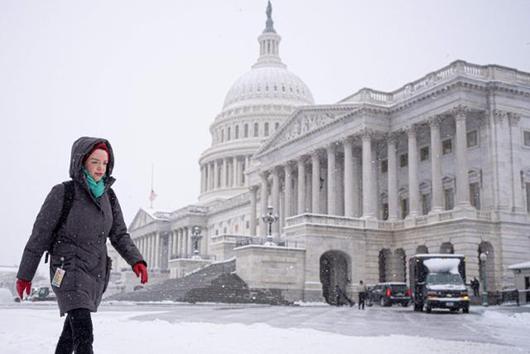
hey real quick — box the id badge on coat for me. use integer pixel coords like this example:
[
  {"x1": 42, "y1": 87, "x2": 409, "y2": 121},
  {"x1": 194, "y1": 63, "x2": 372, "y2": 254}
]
[{"x1": 52, "y1": 268, "x2": 66, "y2": 287}]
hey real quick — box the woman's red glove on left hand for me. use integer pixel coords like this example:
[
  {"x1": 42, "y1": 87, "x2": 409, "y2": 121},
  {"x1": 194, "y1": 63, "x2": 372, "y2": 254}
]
[
  {"x1": 133, "y1": 262, "x2": 148, "y2": 284},
  {"x1": 16, "y1": 279, "x2": 32, "y2": 300}
]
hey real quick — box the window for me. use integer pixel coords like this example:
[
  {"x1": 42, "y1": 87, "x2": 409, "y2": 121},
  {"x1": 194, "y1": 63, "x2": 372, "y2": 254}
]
[
  {"x1": 420, "y1": 146, "x2": 429, "y2": 161},
  {"x1": 444, "y1": 188, "x2": 454, "y2": 210},
  {"x1": 470, "y1": 182, "x2": 480, "y2": 209},
  {"x1": 401, "y1": 198, "x2": 409, "y2": 219},
  {"x1": 246, "y1": 220, "x2": 250, "y2": 229},
  {"x1": 227, "y1": 127, "x2": 231, "y2": 141},
  {"x1": 400, "y1": 153, "x2": 408, "y2": 167},
  {"x1": 381, "y1": 159, "x2": 388, "y2": 173},
  {"x1": 421, "y1": 194, "x2": 431, "y2": 215},
  {"x1": 442, "y1": 139, "x2": 452, "y2": 155},
  {"x1": 524, "y1": 131, "x2": 530, "y2": 147},
  {"x1": 527, "y1": 183, "x2": 530, "y2": 213},
  {"x1": 223, "y1": 227, "x2": 227, "y2": 234},
  {"x1": 254, "y1": 123, "x2": 259, "y2": 137},
  {"x1": 275, "y1": 122, "x2": 280, "y2": 131},
  {"x1": 264, "y1": 122, "x2": 269, "y2": 136},
  {"x1": 221, "y1": 129, "x2": 224, "y2": 143},
  {"x1": 382, "y1": 203, "x2": 389, "y2": 220},
  {"x1": 235, "y1": 125, "x2": 239, "y2": 139},
  {"x1": 467, "y1": 130, "x2": 478, "y2": 148},
  {"x1": 244, "y1": 124, "x2": 249, "y2": 138}
]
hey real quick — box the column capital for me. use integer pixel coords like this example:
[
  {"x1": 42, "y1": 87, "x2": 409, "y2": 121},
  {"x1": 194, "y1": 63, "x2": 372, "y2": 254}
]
[
  {"x1": 508, "y1": 112, "x2": 521, "y2": 126},
  {"x1": 310, "y1": 149, "x2": 322, "y2": 159},
  {"x1": 452, "y1": 104, "x2": 469, "y2": 121},
  {"x1": 359, "y1": 128, "x2": 376, "y2": 141},
  {"x1": 427, "y1": 115, "x2": 443, "y2": 128},
  {"x1": 327, "y1": 141, "x2": 338, "y2": 152},
  {"x1": 384, "y1": 132, "x2": 400, "y2": 145},
  {"x1": 492, "y1": 109, "x2": 509, "y2": 124},
  {"x1": 341, "y1": 135, "x2": 355, "y2": 145},
  {"x1": 284, "y1": 161, "x2": 294, "y2": 172},
  {"x1": 404, "y1": 124, "x2": 417, "y2": 136}
]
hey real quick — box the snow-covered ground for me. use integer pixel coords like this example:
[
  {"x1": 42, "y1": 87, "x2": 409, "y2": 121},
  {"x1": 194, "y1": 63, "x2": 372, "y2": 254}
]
[{"x1": 0, "y1": 302, "x2": 529, "y2": 353}]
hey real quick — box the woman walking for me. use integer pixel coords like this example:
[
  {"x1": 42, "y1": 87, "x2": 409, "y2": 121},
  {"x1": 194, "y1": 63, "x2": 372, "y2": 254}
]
[{"x1": 16, "y1": 137, "x2": 148, "y2": 354}]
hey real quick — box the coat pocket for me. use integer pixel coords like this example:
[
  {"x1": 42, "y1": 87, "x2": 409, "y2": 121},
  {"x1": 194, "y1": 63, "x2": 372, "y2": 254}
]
[
  {"x1": 49, "y1": 255, "x2": 76, "y2": 291},
  {"x1": 102, "y1": 256, "x2": 112, "y2": 294}
]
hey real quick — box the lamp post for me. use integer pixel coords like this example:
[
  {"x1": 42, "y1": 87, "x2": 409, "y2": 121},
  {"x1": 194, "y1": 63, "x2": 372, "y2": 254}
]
[
  {"x1": 261, "y1": 205, "x2": 279, "y2": 246},
  {"x1": 480, "y1": 252, "x2": 488, "y2": 307},
  {"x1": 191, "y1": 225, "x2": 202, "y2": 259}
]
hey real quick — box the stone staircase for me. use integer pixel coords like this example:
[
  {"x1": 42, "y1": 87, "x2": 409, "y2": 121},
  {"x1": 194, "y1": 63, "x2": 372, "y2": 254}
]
[{"x1": 106, "y1": 259, "x2": 290, "y2": 305}]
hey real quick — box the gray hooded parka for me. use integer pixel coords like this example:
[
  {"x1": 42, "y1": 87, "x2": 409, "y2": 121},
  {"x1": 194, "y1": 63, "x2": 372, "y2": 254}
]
[{"x1": 17, "y1": 137, "x2": 145, "y2": 315}]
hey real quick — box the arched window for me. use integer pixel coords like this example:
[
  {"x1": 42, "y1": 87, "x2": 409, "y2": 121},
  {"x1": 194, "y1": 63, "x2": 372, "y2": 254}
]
[
  {"x1": 264, "y1": 122, "x2": 269, "y2": 136},
  {"x1": 254, "y1": 122, "x2": 259, "y2": 137},
  {"x1": 244, "y1": 123, "x2": 249, "y2": 138},
  {"x1": 235, "y1": 125, "x2": 239, "y2": 139}
]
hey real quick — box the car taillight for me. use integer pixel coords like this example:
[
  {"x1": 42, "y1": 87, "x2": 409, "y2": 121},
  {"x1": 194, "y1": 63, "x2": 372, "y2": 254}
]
[
  {"x1": 405, "y1": 288, "x2": 411, "y2": 297},
  {"x1": 386, "y1": 288, "x2": 392, "y2": 297}
]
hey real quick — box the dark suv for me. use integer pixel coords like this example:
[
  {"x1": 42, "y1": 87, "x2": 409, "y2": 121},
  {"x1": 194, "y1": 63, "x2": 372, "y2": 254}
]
[{"x1": 369, "y1": 282, "x2": 411, "y2": 307}]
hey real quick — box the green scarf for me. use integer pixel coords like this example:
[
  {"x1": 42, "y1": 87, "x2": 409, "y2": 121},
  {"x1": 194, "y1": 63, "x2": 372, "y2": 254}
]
[{"x1": 83, "y1": 169, "x2": 105, "y2": 198}]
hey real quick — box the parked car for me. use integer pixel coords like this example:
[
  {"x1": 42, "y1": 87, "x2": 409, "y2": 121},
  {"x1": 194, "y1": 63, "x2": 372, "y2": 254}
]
[
  {"x1": 368, "y1": 282, "x2": 411, "y2": 307},
  {"x1": 29, "y1": 286, "x2": 56, "y2": 302}
]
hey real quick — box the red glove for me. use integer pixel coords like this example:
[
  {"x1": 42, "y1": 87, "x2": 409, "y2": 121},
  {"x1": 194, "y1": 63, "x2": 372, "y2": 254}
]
[
  {"x1": 16, "y1": 279, "x2": 32, "y2": 300},
  {"x1": 133, "y1": 262, "x2": 148, "y2": 284}
]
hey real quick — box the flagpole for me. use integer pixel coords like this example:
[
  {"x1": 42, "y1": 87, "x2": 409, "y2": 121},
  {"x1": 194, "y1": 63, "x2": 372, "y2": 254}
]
[{"x1": 150, "y1": 163, "x2": 154, "y2": 209}]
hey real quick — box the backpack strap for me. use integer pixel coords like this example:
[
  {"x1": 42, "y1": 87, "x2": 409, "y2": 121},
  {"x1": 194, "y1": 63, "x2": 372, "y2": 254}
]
[
  {"x1": 107, "y1": 187, "x2": 117, "y2": 213},
  {"x1": 44, "y1": 181, "x2": 75, "y2": 263}
]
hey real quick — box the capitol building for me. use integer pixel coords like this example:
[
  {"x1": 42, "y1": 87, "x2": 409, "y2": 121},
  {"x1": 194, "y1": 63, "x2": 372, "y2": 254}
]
[{"x1": 121, "y1": 2, "x2": 530, "y2": 303}]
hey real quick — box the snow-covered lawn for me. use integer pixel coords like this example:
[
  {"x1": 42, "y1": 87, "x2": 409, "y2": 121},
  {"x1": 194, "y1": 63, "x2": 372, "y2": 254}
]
[{"x1": 0, "y1": 303, "x2": 528, "y2": 353}]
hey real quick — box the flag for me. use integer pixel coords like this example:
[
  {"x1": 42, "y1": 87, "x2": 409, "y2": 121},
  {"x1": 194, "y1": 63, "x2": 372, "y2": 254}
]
[{"x1": 149, "y1": 189, "x2": 157, "y2": 202}]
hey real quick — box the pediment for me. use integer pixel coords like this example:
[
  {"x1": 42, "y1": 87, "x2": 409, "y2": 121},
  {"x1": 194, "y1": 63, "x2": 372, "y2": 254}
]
[
  {"x1": 255, "y1": 106, "x2": 354, "y2": 156},
  {"x1": 129, "y1": 208, "x2": 156, "y2": 230}
]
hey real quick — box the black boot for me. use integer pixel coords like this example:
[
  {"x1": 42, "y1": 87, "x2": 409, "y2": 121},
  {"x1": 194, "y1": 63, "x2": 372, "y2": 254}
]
[
  {"x1": 55, "y1": 314, "x2": 74, "y2": 354},
  {"x1": 69, "y1": 308, "x2": 94, "y2": 354}
]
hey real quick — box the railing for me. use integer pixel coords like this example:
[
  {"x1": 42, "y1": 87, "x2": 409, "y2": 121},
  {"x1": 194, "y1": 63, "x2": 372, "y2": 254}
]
[
  {"x1": 341, "y1": 60, "x2": 529, "y2": 105},
  {"x1": 285, "y1": 208, "x2": 495, "y2": 231},
  {"x1": 235, "y1": 237, "x2": 304, "y2": 249}
]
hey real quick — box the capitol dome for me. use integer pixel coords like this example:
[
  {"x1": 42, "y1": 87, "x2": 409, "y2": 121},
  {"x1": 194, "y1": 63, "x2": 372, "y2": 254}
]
[
  {"x1": 221, "y1": 2, "x2": 313, "y2": 111},
  {"x1": 223, "y1": 66, "x2": 314, "y2": 110}
]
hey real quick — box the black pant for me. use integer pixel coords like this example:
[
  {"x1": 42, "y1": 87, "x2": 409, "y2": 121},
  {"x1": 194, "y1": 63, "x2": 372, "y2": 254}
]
[
  {"x1": 358, "y1": 293, "x2": 365, "y2": 309},
  {"x1": 55, "y1": 308, "x2": 94, "y2": 354}
]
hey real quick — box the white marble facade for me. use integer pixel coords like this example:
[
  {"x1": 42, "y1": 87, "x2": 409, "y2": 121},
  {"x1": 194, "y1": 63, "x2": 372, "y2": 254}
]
[{"x1": 127, "y1": 5, "x2": 530, "y2": 302}]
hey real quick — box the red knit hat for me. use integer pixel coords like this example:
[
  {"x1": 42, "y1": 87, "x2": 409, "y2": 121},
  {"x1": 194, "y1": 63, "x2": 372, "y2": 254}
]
[{"x1": 84, "y1": 142, "x2": 109, "y2": 162}]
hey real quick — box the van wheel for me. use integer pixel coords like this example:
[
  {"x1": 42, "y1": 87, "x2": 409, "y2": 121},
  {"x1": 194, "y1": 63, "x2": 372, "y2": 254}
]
[
  {"x1": 425, "y1": 305, "x2": 432, "y2": 313},
  {"x1": 463, "y1": 307, "x2": 469, "y2": 314}
]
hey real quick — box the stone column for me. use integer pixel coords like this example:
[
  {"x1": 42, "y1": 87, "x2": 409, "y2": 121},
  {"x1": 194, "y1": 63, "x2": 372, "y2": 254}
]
[
  {"x1": 283, "y1": 164, "x2": 292, "y2": 220},
  {"x1": 272, "y1": 167, "x2": 280, "y2": 236},
  {"x1": 259, "y1": 173, "x2": 268, "y2": 236},
  {"x1": 311, "y1": 152, "x2": 320, "y2": 213},
  {"x1": 327, "y1": 143, "x2": 337, "y2": 215},
  {"x1": 509, "y1": 113, "x2": 524, "y2": 212},
  {"x1": 221, "y1": 158, "x2": 228, "y2": 188},
  {"x1": 233, "y1": 156, "x2": 238, "y2": 187},
  {"x1": 179, "y1": 229, "x2": 184, "y2": 258},
  {"x1": 208, "y1": 163, "x2": 213, "y2": 190},
  {"x1": 213, "y1": 160, "x2": 219, "y2": 190},
  {"x1": 249, "y1": 186, "x2": 257, "y2": 236},
  {"x1": 454, "y1": 106, "x2": 471, "y2": 208},
  {"x1": 407, "y1": 125, "x2": 420, "y2": 217},
  {"x1": 429, "y1": 117, "x2": 443, "y2": 212},
  {"x1": 297, "y1": 157, "x2": 306, "y2": 214},
  {"x1": 343, "y1": 138, "x2": 354, "y2": 217},
  {"x1": 361, "y1": 131, "x2": 375, "y2": 219},
  {"x1": 154, "y1": 233, "x2": 159, "y2": 269},
  {"x1": 387, "y1": 134, "x2": 399, "y2": 220},
  {"x1": 245, "y1": 156, "x2": 251, "y2": 186},
  {"x1": 168, "y1": 231, "x2": 172, "y2": 259},
  {"x1": 352, "y1": 148, "x2": 361, "y2": 217},
  {"x1": 186, "y1": 227, "x2": 192, "y2": 257}
]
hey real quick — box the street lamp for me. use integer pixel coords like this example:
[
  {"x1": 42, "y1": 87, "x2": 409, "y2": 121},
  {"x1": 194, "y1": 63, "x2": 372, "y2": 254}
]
[
  {"x1": 261, "y1": 205, "x2": 279, "y2": 246},
  {"x1": 480, "y1": 252, "x2": 488, "y2": 307},
  {"x1": 191, "y1": 225, "x2": 202, "y2": 259}
]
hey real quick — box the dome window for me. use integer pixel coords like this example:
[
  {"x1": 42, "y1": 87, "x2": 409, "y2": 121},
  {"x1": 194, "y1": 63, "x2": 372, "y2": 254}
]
[
  {"x1": 264, "y1": 122, "x2": 269, "y2": 136},
  {"x1": 244, "y1": 124, "x2": 249, "y2": 138},
  {"x1": 282, "y1": 86, "x2": 285, "y2": 92},
  {"x1": 275, "y1": 122, "x2": 280, "y2": 131},
  {"x1": 235, "y1": 125, "x2": 239, "y2": 139},
  {"x1": 274, "y1": 85, "x2": 277, "y2": 91},
  {"x1": 265, "y1": 86, "x2": 269, "y2": 91},
  {"x1": 254, "y1": 122, "x2": 259, "y2": 137},
  {"x1": 221, "y1": 129, "x2": 224, "y2": 143},
  {"x1": 227, "y1": 127, "x2": 231, "y2": 141}
]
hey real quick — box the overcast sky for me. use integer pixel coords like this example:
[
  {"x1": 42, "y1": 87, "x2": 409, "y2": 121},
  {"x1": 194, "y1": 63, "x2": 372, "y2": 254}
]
[{"x1": 1, "y1": 0, "x2": 529, "y2": 267}]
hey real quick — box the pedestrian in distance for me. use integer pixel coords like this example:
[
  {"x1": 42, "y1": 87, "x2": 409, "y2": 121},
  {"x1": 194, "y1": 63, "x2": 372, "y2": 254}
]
[
  {"x1": 335, "y1": 284, "x2": 355, "y2": 307},
  {"x1": 358, "y1": 280, "x2": 368, "y2": 310},
  {"x1": 471, "y1": 277, "x2": 480, "y2": 297},
  {"x1": 16, "y1": 137, "x2": 149, "y2": 354}
]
